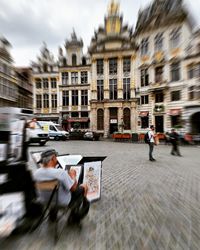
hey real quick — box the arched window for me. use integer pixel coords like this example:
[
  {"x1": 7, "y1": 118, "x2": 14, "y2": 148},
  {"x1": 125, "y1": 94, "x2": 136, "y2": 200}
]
[
  {"x1": 123, "y1": 108, "x2": 130, "y2": 130},
  {"x1": 97, "y1": 109, "x2": 104, "y2": 130},
  {"x1": 72, "y1": 54, "x2": 77, "y2": 66}
]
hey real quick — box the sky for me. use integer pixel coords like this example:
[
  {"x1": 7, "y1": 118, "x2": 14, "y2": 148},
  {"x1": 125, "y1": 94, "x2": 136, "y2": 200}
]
[{"x1": 0, "y1": 0, "x2": 199, "y2": 67}]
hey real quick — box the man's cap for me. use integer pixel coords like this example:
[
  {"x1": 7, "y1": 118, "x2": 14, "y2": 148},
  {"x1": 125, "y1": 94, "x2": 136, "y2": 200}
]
[{"x1": 39, "y1": 148, "x2": 58, "y2": 163}]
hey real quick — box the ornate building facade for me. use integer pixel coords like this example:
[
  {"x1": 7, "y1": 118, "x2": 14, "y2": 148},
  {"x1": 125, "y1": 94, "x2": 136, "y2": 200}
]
[
  {"x1": 89, "y1": 2, "x2": 137, "y2": 137},
  {"x1": 32, "y1": 42, "x2": 59, "y2": 122},
  {"x1": 58, "y1": 31, "x2": 91, "y2": 131},
  {"x1": 0, "y1": 37, "x2": 18, "y2": 107},
  {"x1": 31, "y1": 0, "x2": 199, "y2": 136}
]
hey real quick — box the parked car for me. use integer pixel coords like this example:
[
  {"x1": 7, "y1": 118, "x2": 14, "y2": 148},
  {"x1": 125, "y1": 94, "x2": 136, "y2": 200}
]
[
  {"x1": 69, "y1": 130, "x2": 84, "y2": 140},
  {"x1": 83, "y1": 131, "x2": 100, "y2": 141},
  {"x1": 37, "y1": 121, "x2": 69, "y2": 141}
]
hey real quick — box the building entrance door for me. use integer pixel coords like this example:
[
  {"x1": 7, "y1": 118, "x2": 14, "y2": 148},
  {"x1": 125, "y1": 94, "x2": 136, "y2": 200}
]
[
  {"x1": 109, "y1": 108, "x2": 118, "y2": 135},
  {"x1": 155, "y1": 116, "x2": 164, "y2": 133},
  {"x1": 191, "y1": 112, "x2": 200, "y2": 133}
]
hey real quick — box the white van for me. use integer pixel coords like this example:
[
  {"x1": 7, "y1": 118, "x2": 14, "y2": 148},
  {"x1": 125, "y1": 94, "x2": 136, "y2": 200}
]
[
  {"x1": 26, "y1": 121, "x2": 49, "y2": 146},
  {"x1": 38, "y1": 121, "x2": 69, "y2": 141}
]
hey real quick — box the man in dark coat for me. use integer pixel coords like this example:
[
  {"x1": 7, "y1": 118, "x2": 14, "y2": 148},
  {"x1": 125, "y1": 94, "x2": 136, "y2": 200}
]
[{"x1": 170, "y1": 129, "x2": 182, "y2": 156}]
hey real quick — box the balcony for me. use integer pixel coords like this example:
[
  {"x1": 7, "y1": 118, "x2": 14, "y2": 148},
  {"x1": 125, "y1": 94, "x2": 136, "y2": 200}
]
[{"x1": 149, "y1": 80, "x2": 168, "y2": 92}]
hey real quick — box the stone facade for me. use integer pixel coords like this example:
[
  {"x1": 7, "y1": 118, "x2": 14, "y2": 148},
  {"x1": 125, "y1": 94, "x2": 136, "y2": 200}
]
[
  {"x1": 31, "y1": 0, "x2": 200, "y2": 136},
  {"x1": 58, "y1": 31, "x2": 91, "y2": 131},
  {"x1": 0, "y1": 37, "x2": 18, "y2": 107}
]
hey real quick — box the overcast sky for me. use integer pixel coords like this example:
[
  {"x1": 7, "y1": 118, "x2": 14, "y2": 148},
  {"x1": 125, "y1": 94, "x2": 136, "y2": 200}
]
[{"x1": 0, "y1": 0, "x2": 199, "y2": 67}]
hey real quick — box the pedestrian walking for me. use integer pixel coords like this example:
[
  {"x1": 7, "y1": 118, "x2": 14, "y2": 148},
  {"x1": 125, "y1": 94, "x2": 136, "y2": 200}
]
[
  {"x1": 170, "y1": 129, "x2": 182, "y2": 156},
  {"x1": 148, "y1": 125, "x2": 157, "y2": 161}
]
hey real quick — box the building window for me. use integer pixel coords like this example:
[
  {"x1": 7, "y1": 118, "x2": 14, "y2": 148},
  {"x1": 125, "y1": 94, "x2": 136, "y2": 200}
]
[
  {"x1": 171, "y1": 62, "x2": 180, "y2": 81},
  {"x1": 123, "y1": 108, "x2": 130, "y2": 130},
  {"x1": 97, "y1": 80, "x2": 104, "y2": 101},
  {"x1": 71, "y1": 72, "x2": 78, "y2": 84},
  {"x1": 97, "y1": 109, "x2": 104, "y2": 130},
  {"x1": 171, "y1": 90, "x2": 181, "y2": 101},
  {"x1": 187, "y1": 66, "x2": 194, "y2": 79},
  {"x1": 51, "y1": 94, "x2": 57, "y2": 108},
  {"x1": 123, "y1": 57, "x2": 131, "y2": 73},
  {"x1": 96, "y1": 59, "x2": 104, "y2": 75},
  {"x1": 43, "y1": 63, "x2": 48, "y2": 72},
  {"x1": 43, "y1": 94, "x2": 49, "y2": 108},
  {"x1": 43, "y1": 78, "x2": 48, "y2": 89},
  {"x1": 154, "y1": 33, "x2": 163, "y2": 51},
  {"x1": 109, "y1": 58, "x2": 117, "y2": 75},
  {"x1": 141, "y1": 68, "x2": 149, "y2": 87},
  {"x1": 62, "y1": 90, "x2": 69, "y2": 106},
  {"x1": 141, "y1": 117, "x2": 149, "y2": 129},
  {"x1": 51, "y1": 78, "x2": 57, "y2": 88},
  {"x1": 71, "y1": 112, "x2": 79, "y2": 117},
  {"x1": 35, "y1": 78, "x2": 41, "y2": 89},
  {"x1": 155, "y1": 92, "x2": 164, "y2": 103},
  {"x1": 188, "y1": 86, "x2": 195, "y2": 100},
  {"x1": 81, "y1": 112, "x2": 88, "y2": 117},
  {"x1": 36, "y1": 94, "x2": 42, "y2": 108},
  {"x1": 72, "y1": 90, "x2": 78, "y2": 105},
  {"x1": 196, "y1": 63, "x2": 200, "y2": 77},
  {"x1": 81, "y1": 90, "x2": 88, "y2": 105},
  {"x1": 62, "y1": 72, "x2": 68, "y2": 85},
  {"x1": 72, "y1": 54, "x2": 77, "y2": 66},
  {"x1": 155, "y1": 66, "x2": 163, "y2": 83},
  {"x1": 140, "y1": 38, "x2": 149, "y2": 56},
  {"x1": 109, "y1": 79, "x2": 117, "y2": 100},
  {"x1": 81, "y1": 71, "x2": 88, "y2": 84},
  {"x1": 141, "y1": 95, "x2": 149, "y2": 104},
  {"x1": 170, "y1": 28, "x2": 180, "y2": 49},
  {"x1": 171, "y1": 115, "x2": 180, "y2": 128},
  {"x1": 123, "y1": 78, "x2": 130, "y2": 100}
]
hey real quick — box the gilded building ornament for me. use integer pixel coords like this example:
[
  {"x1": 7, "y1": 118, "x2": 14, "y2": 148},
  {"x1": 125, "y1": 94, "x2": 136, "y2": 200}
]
[
  {"x1": 171, "y1": 48, "x2": 180, "y2": 58},
  {"x1": 154, "y1": 51, "x2": 164, "y2": 62},
  {"x1": 108, "y1": 0, "x2": 119, "y2": 15}
]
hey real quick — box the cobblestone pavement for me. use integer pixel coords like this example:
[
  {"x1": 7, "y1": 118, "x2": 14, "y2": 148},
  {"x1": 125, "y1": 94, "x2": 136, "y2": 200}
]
[{"x1": 1, "y1": 141, "x2": 200, "y2": 250}]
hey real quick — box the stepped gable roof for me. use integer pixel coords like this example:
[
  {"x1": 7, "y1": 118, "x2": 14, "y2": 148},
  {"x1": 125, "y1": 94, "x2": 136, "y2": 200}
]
[
  {"x1": 65, "y1": 29, "x2": 83, "y2": 49},
  {"x1": 88, "y1": 1, "x2": 136, "y2": 54},
  {"x1": 135, "y1": 0, "x2": 189, "y2": 35},
  {"x1": 0, "y1": 36, "x2": 13, "y2": 62}
]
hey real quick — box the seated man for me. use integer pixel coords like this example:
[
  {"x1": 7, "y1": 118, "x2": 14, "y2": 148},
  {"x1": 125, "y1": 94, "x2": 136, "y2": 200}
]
[{"x1": 34, "y1": 149, "x2": 89, "y2": 223}]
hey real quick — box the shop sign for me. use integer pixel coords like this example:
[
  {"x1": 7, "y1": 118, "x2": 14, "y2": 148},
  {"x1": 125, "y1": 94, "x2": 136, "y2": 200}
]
[{"x1": 110, "y1": 119, "x2": 117, "y2": 124}]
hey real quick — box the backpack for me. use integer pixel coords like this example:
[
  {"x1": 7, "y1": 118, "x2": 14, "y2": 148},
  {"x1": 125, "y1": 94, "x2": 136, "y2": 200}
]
[{"x1": 144, "y1": 132, "x2": 150, "y2": 144}]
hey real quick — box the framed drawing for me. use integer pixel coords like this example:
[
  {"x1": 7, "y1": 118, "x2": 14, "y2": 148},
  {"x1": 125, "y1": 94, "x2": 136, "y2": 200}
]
[
  {"x1": 57, "y1": 155, "x2": 82, "y2": 169},
  {"x1": 30, "y1": 151, "x2": 42, "y2": 168},
  {"x1": 83, "y1": 161, "x2": 102, "y2": 202},
  {"x1": 67, "y1": 165, "x2": 83, "y2": 184}
]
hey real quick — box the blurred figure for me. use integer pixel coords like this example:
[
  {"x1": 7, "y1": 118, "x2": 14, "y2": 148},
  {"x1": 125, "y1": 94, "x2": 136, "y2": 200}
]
[
  {"x1": 170, "y1": 129, "x2": 182, "y2": 156},
  {"x1": 148, "y1": 125, "x2": 157, "y2": 161}
]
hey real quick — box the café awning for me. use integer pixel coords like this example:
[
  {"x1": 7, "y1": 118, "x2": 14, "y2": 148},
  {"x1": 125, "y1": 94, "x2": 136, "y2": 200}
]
[
  {"x1": 139, "y1": 111, "x2": 149, "y2": 117},
  {"x1": 67, "y1": 118, "x2": 89, "y2": 123},
  {"x1": 169, "y1": 109, "x2": 181, "y2": 116}
]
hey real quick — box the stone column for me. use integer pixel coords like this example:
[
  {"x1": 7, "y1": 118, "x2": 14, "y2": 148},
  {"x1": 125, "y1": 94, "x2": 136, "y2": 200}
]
[
  {"x1": 118, "y1": 56, "x2": 123, "y2": 99},
  {"x1": 131, "y1": 103, "x2": 137, "y2": 132},
  {"x1": 90, "y1": 106, "x2": 97, "y2": 131},
  {"x1": 104, "y1": 107, "x2": 109, "y2": 138},
  {"x1": 118, "y1": 107, "x2": 123, "y2": 132},
  {"x1": 91, "y1": 59, "x2": 97, "y2": 100},
  {"x1": 104, "y1": 58, "x2": 109, "y2": 99}
]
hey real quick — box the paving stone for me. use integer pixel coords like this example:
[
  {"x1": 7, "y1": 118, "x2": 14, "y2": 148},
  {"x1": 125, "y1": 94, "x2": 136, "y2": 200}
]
[{"x1": 0, "y1": 141, "x2": 200, "y2": 249}]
